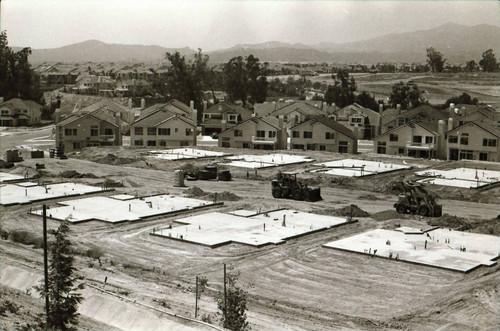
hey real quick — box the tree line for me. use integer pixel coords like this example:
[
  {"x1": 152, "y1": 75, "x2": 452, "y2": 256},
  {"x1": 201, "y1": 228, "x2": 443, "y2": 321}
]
[{"x1": 426, "y1": 47, "x2": 499, "y2": 73}]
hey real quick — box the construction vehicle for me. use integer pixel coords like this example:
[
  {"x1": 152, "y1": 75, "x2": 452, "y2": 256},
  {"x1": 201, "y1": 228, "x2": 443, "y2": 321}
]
[
  {"x1": 394, "y1": 181, "x2": 442, "y2": 217},
  {"x1": 271, "y1": 172, "x2": 322, "y2": 202}
]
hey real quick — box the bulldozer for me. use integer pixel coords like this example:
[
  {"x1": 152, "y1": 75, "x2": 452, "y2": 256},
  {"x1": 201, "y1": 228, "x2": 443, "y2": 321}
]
[
  {"x1": 271, "y1": 172, "x2": 322, "y2": 202},
  {"x1": 394, "y1": 181, "x2": 442, "y2": 217}
]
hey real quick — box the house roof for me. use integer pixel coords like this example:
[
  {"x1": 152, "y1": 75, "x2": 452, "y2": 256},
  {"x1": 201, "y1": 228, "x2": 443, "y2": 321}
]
[
  {"x1": 0, "y1": 98, "x2": 42, "y2": 113},
  {"x1": 155, "y1": 114, "x2": 195, "y2": 128},
  {"x1": 56, "y1": 109, "x2": 119, "y2": 128},
  {"x1": 219, "y1": 115, "x2": 280, "y2": 135},
  {"x1": 290, "y1": 115, "x2": 356, "y2": 141},
  {"x1": 336, "y1": 103, "x2": 380, "y2": 118},
  {"x1": 205, "y1": 101, "x2": 252, "y2": 116},
  {"x1": 374, "y1": 121, "x2": 438, "y2": 140},
  {"x1": 271, "y1": 101, "x2": 323, "y2": 117},
  {"x1": 133, "y1": 99, "x2": 192, "y2": 125},
  {"x1": 444, "y1": 119, "x2": 500, "y2": 138},
  {"x1": 397, "y1": 105, "x2": 449, "y2": 121}
]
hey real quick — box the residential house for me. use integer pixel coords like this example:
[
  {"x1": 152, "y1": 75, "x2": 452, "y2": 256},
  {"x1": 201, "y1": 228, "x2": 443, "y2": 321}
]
[
  {"x1": 334, "y1": 103, "x2": 381, "y2": 139},
  {"x1": 453, "y1": 105, "x2": 500, "y2": 126},
  {"x1": 290, "y1": 116, "x2": 357, "y2": 153},
  {"x1": 55, "y1": 108, "x2": 123, "y2": 152},
  {"x1": 115, "y1": 79, "x2": 153, "y2": 97},
  {"x1": 444, "y1": 120, "x2": 500, "y2": 162},
  {"x1": 202, "y1": 101, "x2": 253, "y2": 135},
  {"x1": 381, "y1": 104, "x2": 449, "y2": 133},
  {"x1": 130, "y1": 99, "x2": 197, "y2": 147},
  {"x1": 0, "y1": 98, "x2": 42, "y2": 126},
  {"x1": 269, "y1": 101, "x2": 324, "y2": 128},
  {"x1": 217, "y1": 116, "x2": 287, "y2": 150},
  {"x1": 75, "y1": 75, "x2": 116, "y2": 95}
]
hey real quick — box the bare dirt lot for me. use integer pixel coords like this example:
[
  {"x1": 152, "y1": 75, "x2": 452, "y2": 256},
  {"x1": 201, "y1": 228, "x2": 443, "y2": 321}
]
[{"x1": 1, "y1": 140, "x2": 499, "y2": 330}]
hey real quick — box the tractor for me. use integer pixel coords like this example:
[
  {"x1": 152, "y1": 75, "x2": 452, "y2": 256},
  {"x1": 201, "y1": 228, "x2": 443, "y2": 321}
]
[
  {"x1": 394, "y1": 181, "x2": 442, "y2": 217},
  {"x1": 271, "y1": 172, "x2": 322, "y2": 202}
]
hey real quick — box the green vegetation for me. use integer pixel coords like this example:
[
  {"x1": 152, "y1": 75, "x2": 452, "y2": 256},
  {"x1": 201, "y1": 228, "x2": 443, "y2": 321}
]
[{"x1": 217, "y1": 272, "x2": 249, "y2": 331}]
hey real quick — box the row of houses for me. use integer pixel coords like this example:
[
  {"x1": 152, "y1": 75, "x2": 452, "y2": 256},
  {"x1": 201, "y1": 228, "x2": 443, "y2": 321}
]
[
  {"x1": 54, "y1": 98, "x2": 500, "y2": 161},
  {"x1": 72, "y1": 75, "x2": 153, "y2": 96},
  {"x1": 0, "y1": 98, "x2": 43, "y2": 126}
]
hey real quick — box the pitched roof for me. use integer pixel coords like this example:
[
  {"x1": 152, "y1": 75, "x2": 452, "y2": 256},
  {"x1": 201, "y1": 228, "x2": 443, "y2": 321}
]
[
  {"x1": 219, "y1": 115, "x2": 280, "y2": 135},
  {"x1": 155, "y1": 114, "x2": 195, "y2": 127},
  {"x1": 133, "y1": 99, "x2": 192, "y2": 125},
  {"x1": 397, "y1": 105, "x2": 448, "y2": 121},
  {"x1": 56, "y1": 108, "x2": 119, "y2": 128},
  {"x1": 271, "y1": 101, "x2": 323, "y2": 117},
  {"x1": 290, "y1": 115, "x2": 356, "y2": 140},
  {"x1": 0, "y1": 98, "x2": 42, "y2": 112},
  {"x1": 205, "y1": 101, "x2": 252, "y2": 116},
  {"x1": 445, "y1": 119, "x2": 500, "y2": 138},
  {"x1": 336, "y1": 103, "x2": 380, "y2": 118}
]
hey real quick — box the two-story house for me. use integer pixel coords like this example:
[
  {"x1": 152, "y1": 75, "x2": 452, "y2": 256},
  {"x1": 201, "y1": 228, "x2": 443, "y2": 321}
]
[
  {"x1": 444, "y1": 120, "x2": 500, "y2": 162},
  {"x1": 269, "y1": 101, "x2": 324, "y2": 129},
  {"x1": 289, "y1": 116, "x2": 357, "y2": 153},
  {"x1": 130, "y1": 100, "x2": 197, "y2": 147},
  {"x1": 0, "y1": 98, "x2": 42, "y2": 126},
  {"x1": 334, "y1": 103, "x2": 381, "y2": 139},
  {"x1": 217, "y1": 116, "x2": 287, "y2": 150},
  {"x1": 381, "y1": 104, "x2": 449, "y2": 133},
  {"x1": 202, "y1": 101, "x2": 253, "y2": 135}
]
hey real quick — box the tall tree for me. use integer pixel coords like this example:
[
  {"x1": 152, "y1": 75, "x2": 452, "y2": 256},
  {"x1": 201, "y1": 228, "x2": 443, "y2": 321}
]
[
  {"x1": 0, "y1": 31, "x2": 42, "y2": 102},
  {"x1": 426, "y1": 47, "x2": 446, "y2": 73},
  {"x1": 389, "y1": 81, "x2": 425, "y2": 109},
  {"x1": 444, "y1": 92, "x2": 478, "y2": 108},
  {"x1": 479, "y1": 49, "x2": 499, "y2": 72},
  {"x1": 223, "y1": 55, "x2": 267, "y2": 106},
  {"x1": 217, "y1": 272, "x2": 249, "y2": 331},
  {"x1": 324, "y1": 69, "x2": 356, "y2": 108},
  {"x1": 36, "y1": 222, "x2": 84, "y2": 331},
  {"x1": 354, "y1": 91, "x2": 378, "y2": 111},
  {"x1": 465, "y1": 60, "x2": 477, "y2": 72}
]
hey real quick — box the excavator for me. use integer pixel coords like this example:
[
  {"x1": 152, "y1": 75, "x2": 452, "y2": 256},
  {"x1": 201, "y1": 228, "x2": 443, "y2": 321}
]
[
  {"x1": 394, "y1": 181, "x2": 442, "y2": 217},
  {"x1": 271, "y1": 172, "x2": 322, "y2": 202}
]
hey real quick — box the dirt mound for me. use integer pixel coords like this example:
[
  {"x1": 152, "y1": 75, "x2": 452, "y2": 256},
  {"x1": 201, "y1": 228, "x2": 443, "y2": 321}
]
[
  {"x1": 184, "y1": 186, "x2": 206, "y2": 197},
  {"x1": 358, "y1": 194, "x2": 380, "y2": 201},
  {"x1": 9, "y1": 166, "x2": 40, "y2": 178},
  {"x1": 371, "y1": 210, "x2": 403, "y2": 221},
  {"x1": 427, "y1": 213, "x2": 469, "y2": 229},
  {"x1": 208, "y1": 191, "x2": 241, "y2": 201},
  {"x1": 95, "y1": 154, "x2": 136, "y2": 165},
  {"x1": 0, "y1": 159, "x2": 14, "y2": 169},
  {"x1": 317, "y1": 205, "x2": 369, "y2": 218},
  {"x1": 99, "y1": 178, "x2": 124, "y2": 188},
  {"x1": 60, "y1": 170, "x2": 82, "y2": 178}
]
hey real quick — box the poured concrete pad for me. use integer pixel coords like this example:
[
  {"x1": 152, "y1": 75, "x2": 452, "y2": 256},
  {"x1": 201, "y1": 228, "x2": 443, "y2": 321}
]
[
  {"x1": 224, "y1": 153, "x2": 314, "y2": 169},
  {"x1": 0, "y1": 172, "x2": 28, "y2": 183},
  {"x1": 30, "y1": 195, "x2": 220, "y2": 223},
  {"x1": 148, "y1": 148, "x2": 231, "y2": 160},
  {"x1": 416, "y1": 168, "x2": 500, "y2": 188},
  {"x1": 313, "y1": 159, "x2": 411, "y2": 177},
  {"x1": 152, "y1": 209, "x2": 353, "y2": 248},
  {"x1": 323, "y1": 228, "x2": 500, "y2": 273},
  {"x1": 0, "y1": 182, "x2": 108, "y2": 206}
]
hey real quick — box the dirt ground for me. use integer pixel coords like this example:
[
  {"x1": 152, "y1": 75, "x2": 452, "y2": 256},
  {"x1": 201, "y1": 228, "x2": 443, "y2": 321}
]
[{"x1": 1, "y1": 139, "x2": 499, "y2": 330}]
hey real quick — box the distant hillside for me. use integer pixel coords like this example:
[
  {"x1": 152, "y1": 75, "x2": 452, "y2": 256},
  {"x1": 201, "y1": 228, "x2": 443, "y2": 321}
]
[{"x1": 25, "y1": 40, "x2": 196, "y2": 64}]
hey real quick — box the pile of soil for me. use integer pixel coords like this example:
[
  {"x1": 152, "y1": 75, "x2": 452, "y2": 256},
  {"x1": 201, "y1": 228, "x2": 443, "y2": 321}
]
[
  {"x1": 0, "y1": 160, "x2": 14, "y2": 169},
  {"x1": 371, "y1": 210, "x2": 403, "y2": 221},
  {"x1": 207, "y1": 191, "x2": 241, "y2": 201},
  {"x1": 10, "y1": 166, "x2": 40, "y2": 179},
  {"x1": 358, "y1": 194, "x2": 380, "y2": 201},
  {"x1": 317, "y1": 205, "x2": 370, "y2": 218},
  {"x1": 100, "y1": 178, "x2": 124, "y2": 188},
  {"x1": 60, "y1": 170, "x2": 83, "y2": 178},
  {"x1": 184, "y1": 186, "x2": 205, "y2": 197},
  {"x1": 427, "y1": 214, "x2": 469, "y2": 229},
  {"x1": 95, "y1": 154, "x2": 136, "y2": 165}
]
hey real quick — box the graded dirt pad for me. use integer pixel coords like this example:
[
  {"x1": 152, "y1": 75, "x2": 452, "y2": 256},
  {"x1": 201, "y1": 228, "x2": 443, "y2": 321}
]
[{"x1": 323, "y1": 228, "x2": 499, "y2": 272}]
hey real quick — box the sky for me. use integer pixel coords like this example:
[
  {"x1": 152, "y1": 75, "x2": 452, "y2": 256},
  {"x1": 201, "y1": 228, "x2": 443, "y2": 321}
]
[{"x1": 1, "y1": 0, "x2": 499, "y2": 51}]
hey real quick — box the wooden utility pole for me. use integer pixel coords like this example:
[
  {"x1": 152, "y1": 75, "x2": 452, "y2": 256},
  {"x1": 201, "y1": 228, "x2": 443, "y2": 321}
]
[
  {"x1": 195, "y1": 276, "x2": 198, "y2": 318},
  {"x1": 42, "y1": 205, "x2": 49, "y2": 329},
  {"x1": 223, "y1": 263, "x2": 227, "y2": 318}
]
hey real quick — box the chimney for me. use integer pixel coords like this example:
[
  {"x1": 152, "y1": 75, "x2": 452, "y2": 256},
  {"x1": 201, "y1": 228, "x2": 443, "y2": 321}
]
[
  {"x1": 322, "y1": 102, "x2": 327, "y2": 110},
  {"x1": 203, "y1": 100, "x2": 208, "y2": 112},
  {"x1": 272, "y1": 101, "x2": 276, "y2": 110},
  {"x1": 379, "y1": 103, "x2": 384, "y2": 114},
  {"x1": 279, "y1": 115, "x2": 287, "y2": 149},
  {"x1": 461, "y1": 106, "x2": 466, "y2": 117},
  {"x1": 190, "y1": 100, "x2": 194, "y2": 109},
  {"x1": 447, "y1": 117, "x2": 454, "y2": 131},
  {"x1": 128, "y1": 98, "x2": 133, "y2": 110},
  {"x1": 221, "y1": 119, "x2": 227, "y2": 132},
  {"x1": 115, "y1": 112, "x2": 122, "y2": 146},
  {"x1": 141, "y1": 98, "x2": 145, "y2": 109},
  {"x1": 396, "y1": 104, "x2": 401, "y2": 115},
  {"x1": 314, "y1": 103, "x2": 318, "y2": 108},
  {"x1": 449, "y1": 103, "x2": 455, "y2": 115},
  {"x1": 0, "y1": 97, "x2": 4, "y2": 104},
  {"x1": 438, "y1": 119, "x2": 446, "y2": 134},
  {"x1": 192, "y1": 109, "x2": 198, "y2": 125},
  {"x1": 55, "y1": 109, "x2": 61, "y2": 123}
]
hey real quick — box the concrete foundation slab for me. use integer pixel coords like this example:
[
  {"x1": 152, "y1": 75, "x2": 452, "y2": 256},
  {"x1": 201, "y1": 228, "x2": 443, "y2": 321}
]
[
  {"x1": 224, "y1": 153, "x2": 314, "y2": 169},
  {"x1": 30, "y1": 195, "x2": 221, "y2": 223},
  {"x1": 148, "y1": 148, "x2": 231, "y2": 160},
  {"x1": 152, "y1": 209, "x2": 354, "y2": 248},
  {"x1": 0, "y1": 172, "x2": 29, "y2": 183},
  {"x1": 0, "y1": 183, "x2": 110, "y2": 206},
  {"x1": 313, "y1": 159, "x2": 411, "y2": 177},
  {"x1": 323, "y1": 228, "x2": 499, "y2": 273},
  {"x1": 416, "y1": 168, "x2": 500, "y2": 188},
  {"x1": 110, "y1": 194, "x2": 136, "y2": 200}
]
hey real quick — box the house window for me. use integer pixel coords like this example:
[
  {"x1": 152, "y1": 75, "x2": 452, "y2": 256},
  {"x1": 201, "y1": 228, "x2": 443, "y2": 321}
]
[
  {"x1": 479, "y1": 152, "x2": 488, "y2": 161},
  {"x1": 398, "y1": 148, "x2": 405, "y2": 154},
  {"x1": 376, "y1": 141, "x2": 386, "y2": 154},
  {"x1": 227, "y1": 114, "x2": 238, "y2": 123},
  {"x1": 425, "y1": 136, "x2": 433, "y2": 144},
  {"x1": 64, "y1": 128, "x2": 77, "y2": 136},
  {"x1": 483, "y1": 138, "x2": 497, "y2": 147},
  {"x1": 175, "y1": 128, "x2": 178, "y2": 133},
  {"x1": 292, "y1": 131, "x2": 300, "y2": 138},
  {"x1": 389, "y1": 133, "x2": 398, "y2": 142},
  {"x1": 203, "y1": 113, "x2": 211, "y2": 121},
  {"x1": 134, "y1": 127, "x2": 143, "y2": 135},
  {"x1": 292, "y1": 144, "x2": 305, "y2": 150},
  {"x1": 319, "y1": 145, "x2": 326, "y2": 151},
  {"x1": 256, "y1": 130, "x2": 265, "y2": 138},
  {"x1": 104, "y1": 128, "x2": 113, "y2": 136},
  {"x1": 242, "y1": 143, "x2": 249, "y2": 148},
  {"x1": 234, "y1": 130, "x2": 243, "y2": 137},
  {"x1": 339, "y1": 141, "x2": 349, "y2": 154},
  {"x1": 90, "y1": 126, "x2": 98, "y2": 136},
  {"x1": 1, "y1": 110, "x2": 9, "y2": 115},
  {"x1": 303, "y1": 131, "x2": 312, "y2": 139},
  {"x1": 325, "y1": 132, "x2": 334, "y2": 140},
  {"x1": 185, "y1": 128, "x2": 193, "y2": 136},
  {"x1": 158, "y1": 128, "x2": 170, "y2": 135},
  {"x1": 159, "y1": 140, "x2": 167, "y2": 146},
  {"x1": 350, "y1": 117, "x2": 362, "y2": 126},
  {"x1": 412, "y1": 135, "x2": 422, "y2": 143},
  {"x1": 134, "y1": 140, "x2": 143, "y2": 146},
  {"x1": 147, "y1": 127, "x2": 156, "y2": 135},
  {"x1": 459, "y1": 149, "x2": 473, "y2": 160},
  {"x1": 306, "y1": 144, "x2": 315, "y2": 151},
  {"x1": 268, "y1": 131, "x2": 276, "y2": 138},
  {"x1": 460, "y1": 133, "x2": 469, "y2": 145},
  {"x1": 147, "y1": 140, "x2": 156, "y2": 146},
  {"x1": 72, "y1": 142, "x2": 81, "y2": 149},
  {"x1": 448, "y1": 135, "x2": 458, "y2": 143}
]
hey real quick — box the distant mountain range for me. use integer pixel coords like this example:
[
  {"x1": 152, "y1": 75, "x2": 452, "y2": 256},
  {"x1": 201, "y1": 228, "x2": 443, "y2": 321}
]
[{"x1": 20, "y1": 23, "x2": 500, "y2": 64}]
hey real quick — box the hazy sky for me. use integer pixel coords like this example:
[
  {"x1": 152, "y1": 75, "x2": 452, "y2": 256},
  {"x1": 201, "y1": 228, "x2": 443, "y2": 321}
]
[{"x1": 1, "y1": 0, "x2": 499, "y2": 51}]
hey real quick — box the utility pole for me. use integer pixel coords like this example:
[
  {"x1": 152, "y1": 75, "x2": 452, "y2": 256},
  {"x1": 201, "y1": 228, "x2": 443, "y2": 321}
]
[
  {"x1": 42, "y1": 205, "x2": 49, "y2": 330},
  {"x1": 223, "y1": 263, "x2": 227, "y2": 319},
  {"x1": 195, "y1": 276, "x2": 198, "y2": 318}
]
